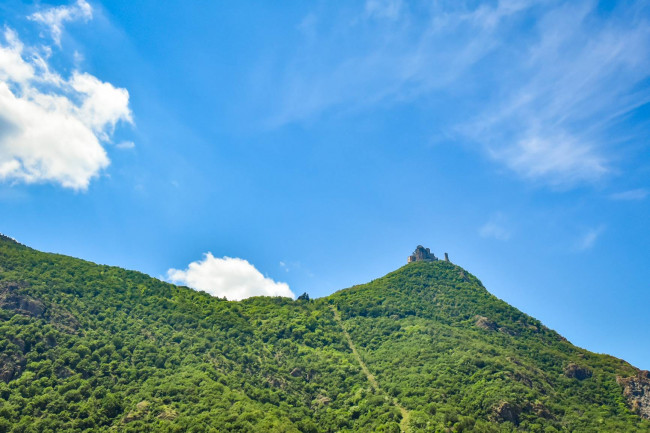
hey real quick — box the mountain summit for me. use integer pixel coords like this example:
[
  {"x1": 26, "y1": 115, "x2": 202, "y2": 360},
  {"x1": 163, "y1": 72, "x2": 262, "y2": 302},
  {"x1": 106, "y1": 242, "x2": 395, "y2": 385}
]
[{"x1": 0, "y1": 238, "x2": 648, "y2": 432}]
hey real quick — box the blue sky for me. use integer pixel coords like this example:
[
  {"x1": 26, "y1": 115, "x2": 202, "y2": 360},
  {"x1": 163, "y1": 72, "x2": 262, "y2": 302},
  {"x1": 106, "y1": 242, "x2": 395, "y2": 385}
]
[{"x1": 0, "y1": 0, "x2": 649, "y2": 368}]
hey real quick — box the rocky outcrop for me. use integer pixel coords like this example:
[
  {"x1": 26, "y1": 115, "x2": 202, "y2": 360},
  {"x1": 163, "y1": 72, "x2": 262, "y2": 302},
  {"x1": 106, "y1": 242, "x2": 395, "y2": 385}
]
[
  {"x1": 0, "y1": 352, "x2": 25, "y2": 383},
  {"x1": 408, "y1": 245, "x2": 438, "y2": 263},
  {"x1": 157, "y1": 406, "x2": 178, "y2": 420},
  {"x1": 311, "y1": 394, "x2": 332, "y2": 409},
  {"x1": 491, "y1": 401, "x2": 520, "y2": 425},
  {"x1": 0, "y1": 281, "x2": 44, "y2": 316},
  {"x1": 0, "y1": 280, "x2": 80, "y2": 333},
  {"x1": 618, "y1": 370, "x2": 650, "y2": 419},
  {"x1": 564, "y1": 363, "x2": 592, "y2": 380},
  {"x1": 475, "y1": 316, "x2": 497, "y2": 331},
  {"x1": 123, "y1": 401, "x2": 150, "y2": 423}
]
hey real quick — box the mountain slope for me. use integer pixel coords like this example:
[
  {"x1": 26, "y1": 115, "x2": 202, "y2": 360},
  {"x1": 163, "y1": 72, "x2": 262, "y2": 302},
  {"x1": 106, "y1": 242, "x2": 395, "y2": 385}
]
[
  {"x1": 0, "y1": 236, "x2": 648, "y2": 432},
  {"x1": 328, "y1": 261, "x2": 648, "y2": 431}
]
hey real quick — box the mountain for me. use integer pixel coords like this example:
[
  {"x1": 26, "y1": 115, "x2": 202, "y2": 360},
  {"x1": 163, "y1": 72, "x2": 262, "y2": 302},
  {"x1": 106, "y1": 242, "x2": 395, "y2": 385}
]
[{"x1": 0, "y1": 235, "x2": 648, "y2": 432}]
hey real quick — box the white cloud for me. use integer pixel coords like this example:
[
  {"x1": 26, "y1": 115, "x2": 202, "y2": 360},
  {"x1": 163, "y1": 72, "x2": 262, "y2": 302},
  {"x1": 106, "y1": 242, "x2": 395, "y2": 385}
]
[
  {"x1": 167, "y1": 253, "x2": 295, "y2": 301},
  {"x1": 609, "y1": 189, "x2": 648, "y2": 201},
  {"x1": 29, "y1": 0, "x2": 92, "y2": 46},
  {"x1": 71, "y1": 72, "x2": 132, "y2": 138},
  {"x1": 0, "y1": 23, "x2": 132, "y2": 190},
  {"x1": 479, "y1": 213, "x2": 512, "y2": 241},
  {"x1": 0, "y1": 80, "x2": 109, "y2": 189},
  {"x1": 576, "y1": 225, "x2": 605, "y2": 251},
  {"x1": 0, "y1": 29, "x2": 34, "y2": 82}
]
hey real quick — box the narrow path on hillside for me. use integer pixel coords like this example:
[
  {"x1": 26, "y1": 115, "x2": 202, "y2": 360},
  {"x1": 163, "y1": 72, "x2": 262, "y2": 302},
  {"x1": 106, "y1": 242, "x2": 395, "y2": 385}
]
[{"x1": 330, "y1": 305, "x2": 410, "y2": 433}]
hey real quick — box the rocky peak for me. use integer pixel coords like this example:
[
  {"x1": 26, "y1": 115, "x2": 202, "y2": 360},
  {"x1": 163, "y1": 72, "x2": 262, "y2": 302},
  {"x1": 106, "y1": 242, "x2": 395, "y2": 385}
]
[{"x1": 408, "y1": 245, "x2": 438, "y2": 263}]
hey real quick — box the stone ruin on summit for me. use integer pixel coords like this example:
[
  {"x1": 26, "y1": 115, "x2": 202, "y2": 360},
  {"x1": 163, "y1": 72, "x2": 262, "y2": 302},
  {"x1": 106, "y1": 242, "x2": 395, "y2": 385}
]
[{"x1": 408, "y1": 245, "x2": 450, "y2": 263}]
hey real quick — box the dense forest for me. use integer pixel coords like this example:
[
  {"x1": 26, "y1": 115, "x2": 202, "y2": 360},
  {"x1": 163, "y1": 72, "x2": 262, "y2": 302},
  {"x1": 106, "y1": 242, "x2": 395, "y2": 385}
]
[{"x1": 0, "y1": 235, "x2": 648, "y2": 432}]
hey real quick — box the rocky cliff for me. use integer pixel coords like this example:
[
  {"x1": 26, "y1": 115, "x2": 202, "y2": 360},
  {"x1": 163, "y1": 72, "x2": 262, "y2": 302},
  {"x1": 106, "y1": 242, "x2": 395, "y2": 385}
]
[{"x1": 619, "y1": 371, "x2": 650, "y2": 419}]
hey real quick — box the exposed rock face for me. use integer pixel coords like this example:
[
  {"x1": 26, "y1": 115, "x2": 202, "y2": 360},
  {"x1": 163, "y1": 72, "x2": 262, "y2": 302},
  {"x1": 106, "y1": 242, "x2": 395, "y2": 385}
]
[
  {"x1": 157, "y1": 406, "x2": 178, "y2": 420},
  {"x1": 123, "y1": 401, "x2": 150, "y2": 423},
  {"x1": 618, "y1": 370, "x2": 650, "y2": 419},
  {"x1": 0, "y1": 353, "x2": 25, "y2": 383},
  {"x1": 475, "y1": 315, "x2": 497, "y2": 331},
  {"x1": 491, "y1": 401, "x2": 520, "y2": 425},
  {"x1": 0, "y1": 288, "x2": 45, "y2": 317},
  {"x1": 564, "y1": 363, "x2": 593, "y2": 380},
  {"x1": 0, "y1": 280, "x2": 80, "y2": 333},
  {"x1": 311, "y1": 394, "x2": 332, "y2": 409},
  {"x1": 407, "y1": 245, "x2": 438, "y2": 263},
  {"x1": 0, "y1": 281, "x2": 43, "y2": 316}
]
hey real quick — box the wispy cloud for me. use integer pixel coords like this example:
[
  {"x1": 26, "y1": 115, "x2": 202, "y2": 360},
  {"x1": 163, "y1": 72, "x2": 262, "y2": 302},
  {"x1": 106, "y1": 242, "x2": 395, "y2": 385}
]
[
  {"x1": 485, "y1": 134, "x2": 609, "y2": 187},
  {"x1": 463, "y1": 1, "x2": 650, "y2": 187},
  {"x1": 609, "y1": 188, "x2": 648, "y2": 201},
  {"x1": 279, "y1": 260, "x2": 314, "y2": 277},
  {"x1": 575, "y1": 225, "x2": 605, "y2": 251},
  {"x1": 365, "y1": 0, "x2": 403, "y2": 20},
  {"x1": 261, "y1": 0, "x2": 650, "y2": 189},
  {"x1": 116, "y1": 141, "x2": 135, "y2": 150},
  {"x1": 479, "y1": 213, "x2": 512, "y2": 241},
  {"x1": 29, "y1": 0, "x2": 92, "y2": 46}
]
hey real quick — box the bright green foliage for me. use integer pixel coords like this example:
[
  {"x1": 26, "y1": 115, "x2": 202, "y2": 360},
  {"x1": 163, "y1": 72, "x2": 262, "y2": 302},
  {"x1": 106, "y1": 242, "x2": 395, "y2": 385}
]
[
  {"x1": 0, "y1": 235, "x2": 647, "y2": 432},
  {"x1": 328, "y1": 262, "x2": 647, "y2": 432}
]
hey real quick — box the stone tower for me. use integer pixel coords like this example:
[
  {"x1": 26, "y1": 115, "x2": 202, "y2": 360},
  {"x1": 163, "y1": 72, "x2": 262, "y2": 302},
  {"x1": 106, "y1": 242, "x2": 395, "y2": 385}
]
[{"x1": 408, "y1": 245, "x2": 438, "y2": 263}]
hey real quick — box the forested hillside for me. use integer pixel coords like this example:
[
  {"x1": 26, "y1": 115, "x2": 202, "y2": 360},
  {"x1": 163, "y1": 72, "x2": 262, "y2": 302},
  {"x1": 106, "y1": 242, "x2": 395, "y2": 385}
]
[{"x1": 0, "y1": 235, "x2": 647, "y2": 432}]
